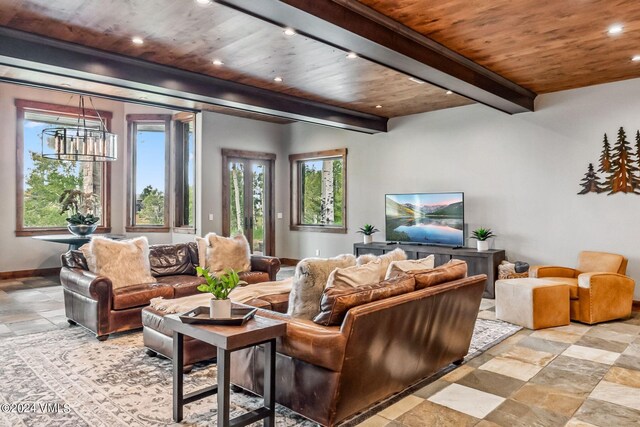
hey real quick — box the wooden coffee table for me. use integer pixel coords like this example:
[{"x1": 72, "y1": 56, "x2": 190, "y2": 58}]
[{"x1": 164, "y1": 313, "x2": 286, "y2": 427}]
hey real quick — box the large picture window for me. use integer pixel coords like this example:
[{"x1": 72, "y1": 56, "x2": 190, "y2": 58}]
[
  {"x1": 289, "y1": 148, "x2": 347, "y2": 233},
  {"x1": 15, "y1": 100, "x2": 111, "y2": 236},
  {"x1": 126, "y1": 114, "x2": 171, "y2": 232}
]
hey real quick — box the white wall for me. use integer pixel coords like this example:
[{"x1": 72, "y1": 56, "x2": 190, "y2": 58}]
[{"x1": 279, "y1": 78, "x2": 640, "y2": 299}]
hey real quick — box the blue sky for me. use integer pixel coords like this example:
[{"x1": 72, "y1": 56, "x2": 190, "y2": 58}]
[{"x1": 388, "y1": 192, "x2": 463, "y2": 206}]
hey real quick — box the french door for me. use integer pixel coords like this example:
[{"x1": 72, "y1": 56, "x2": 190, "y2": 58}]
[{"x1": 221, "y1": 149, "x2": 275, "y2": 256}]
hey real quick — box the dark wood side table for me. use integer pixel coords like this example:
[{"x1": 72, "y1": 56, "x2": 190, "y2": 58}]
[{"x1": 164, "y1": 314, "x2": 286, "y2": 427}]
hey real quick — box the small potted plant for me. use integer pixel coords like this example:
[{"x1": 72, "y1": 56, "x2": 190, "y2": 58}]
[
  {"x1": 196, "y1": 267, "x2": 247, "y2": 318},
  {"x1": 470, "y1": 227, "x2": 495, "y2": 251},
  {"x1": 357, "y1": 224, "x2": 379, "y2": 244},
  {"x1": 59, "y1": 189, "x2": 100, "y2": 236}
]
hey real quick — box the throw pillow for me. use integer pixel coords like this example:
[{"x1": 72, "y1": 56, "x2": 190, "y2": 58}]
[
  {"x1": 385, "y1": 255, "x2": 435, "y2": 279},
  {"x1": 413, "y1": 259, "x2": 467, "y2": 290},
  {"x1": 206, "y1": 233, "x2": 251, "y2": 274},
  {"x1": 287, "y1": 254, "x2": 356, "y2": 320},
  {"x1": 78, "y1": 244, "x2": 96, "y2": 271},
  {"x1": 89, "y1": 236, "x2": 155, "y2": 290},
  {"x1": 325, "y1": 260, "x2": 382, "y2": 290},
  {"x1": 313, "y1": 275, "x2": 416, "y2": 326},
  {"x1": 194, "y1": 235, "x2": 210, "y2": 276},
  {"x1": 355, "y1": 248, "x2": 407, "y2": 281}
]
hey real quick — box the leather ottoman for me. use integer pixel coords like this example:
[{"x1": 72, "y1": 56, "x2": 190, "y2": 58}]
[{"x1": 495, "y1": 278, "x2": 570, "y2": 330}]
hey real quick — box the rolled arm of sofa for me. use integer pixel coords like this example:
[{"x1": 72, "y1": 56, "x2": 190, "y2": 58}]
[
  {"x1": 529, "y1": 265, "x2": 577, "y2": 278},
  {"x1": 578, "y1": 272, "x2": 635, "y2": 290},
  {"x1": 251, "y1": 255, "x2": 281, "y2": 281},
  {"x1": 60, "y1": 267, "x2": 113, "y2": 302}
]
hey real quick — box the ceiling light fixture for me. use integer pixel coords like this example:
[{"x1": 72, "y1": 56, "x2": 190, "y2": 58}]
[
  {"x1": 607, "y1": 24, "x2": 624, "y2": 35},
  {"x1": 375, "y1": 105, "x2": 382, "y2": 109},
  {"x1": 41, "y1": 95, "x2": 117, "y2": 162},
  {"x1": 132, "y1": 36, "x2": 144, "y2": 45},
  {"x1": 408, "y1": 77, "x2": 425, "y2": 84},
  {"x1": 446, "y1": 90, "x2": 453, "y2": 95},
  {"x1": 212, "y1": 59, "x2": 224, "y2": 66},
  {"x1": 346, "y1": 52, "x2": 358, "y2": 59},
  {"x1": 274, "y1": 76, "x2": 283, "y2": 82},
  {"x1": 632, "y1": 55, "x2": 640, "y2": 62},
  {"x1": 195, "y1": 0, "x2": 212, "y2": 4},
  {"x1": 283, "y1": 28, "x2": 296, "y2": 36},
  {"x1": 60, "y1": 83, "x2": 72, "y2": 87}
]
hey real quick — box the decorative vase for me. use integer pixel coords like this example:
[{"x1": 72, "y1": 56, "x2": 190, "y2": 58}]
[
  {"x1": 67, "y1": 224, "x2": 98, "y2": 236},
  {"x1": 210, "y1": 298, "x2": 232, "y2": 318},
  {"x1": 363, "y1": 235, "x2": 373, "y2": 244},
  {"x1": 477, "y1": 240, "x2": 489, "y2": 251}
]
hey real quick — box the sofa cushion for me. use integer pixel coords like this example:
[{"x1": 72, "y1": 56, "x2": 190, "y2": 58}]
[
  {"x1": 156, "y1": 275, "x2": 207, "y2": 298},
  {"x1": 546, "y1": 277, "x2": 579, "y2": 299},
  {"x1": 62, "y1": 250, "x2": 90, "y2": 270},
  {"x1": 257, "y1": 293, "x2": 290, "y2": 313},
  {"x1": 149, "y1": 243, "x2": 198, "y2": 277},
  {"x1": 90, "y1": 236, "x2": 155, "y2": 290},
  {"x1": 206, "y1": 233, "x2": 251, "y2": 274},
  {"x1": 287, "y1": 254, "x2": 356, "y2": 320},
  {"x1": 385, "y1": 255, "x2": 435, "y2": 279},
  {"x1": 356, "y1": 248, "x2": 407, "y2": 281},
  {"x1": 325, "y1": 260, "x2": 382, "y2": 291},
  {"x1": 413, "y1": 259, "x2": 467, "y2": 290},
  {"x1": 239, "y1": 271, "x2": 270, "y2": 284},
  {"x1": 113, "y1": 283, "x2": 175, "y2": 310},
  {"x1": 314, "y1": 275, "x2": 416, "y2": 326}
]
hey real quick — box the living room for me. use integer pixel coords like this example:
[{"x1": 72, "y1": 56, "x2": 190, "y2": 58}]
[{"x1": 1, "y1": 1, "x2": 640, "y2": 426}]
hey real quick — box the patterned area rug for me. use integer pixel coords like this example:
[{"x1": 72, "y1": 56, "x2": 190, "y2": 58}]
[{"x1": 0, "y1": 318, "x2": 520, "y2": 427}]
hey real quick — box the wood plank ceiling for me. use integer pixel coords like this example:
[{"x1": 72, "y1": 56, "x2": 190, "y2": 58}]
[
  {"x1": 0, "y1": 0, "x2": 473, "y2": 119},
  {"x1": 356, "y1": 0, "x2": 640, "y2": 94}
]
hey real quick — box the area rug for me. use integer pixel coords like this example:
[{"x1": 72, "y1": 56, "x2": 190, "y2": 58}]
[{"x1": 0, "y1": 318, "x2": 520, "y2": 427}]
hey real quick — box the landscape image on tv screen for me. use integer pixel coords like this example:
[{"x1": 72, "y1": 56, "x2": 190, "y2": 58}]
[{"x1": 385, "y1": 192, "x2": 464, "y2": 246}]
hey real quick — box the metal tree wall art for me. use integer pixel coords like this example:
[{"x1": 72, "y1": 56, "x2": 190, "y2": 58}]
[{"x1": 578, "y1": 127, "x2": 640, "y2": 195}]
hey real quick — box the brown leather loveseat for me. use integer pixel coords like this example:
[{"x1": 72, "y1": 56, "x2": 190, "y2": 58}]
[
  {"x1": 60, "y1": 242, "x2": 280, "y2": 340},
  {"x1": 230, "y1": 273, "x2": 487, "y2": 426}
]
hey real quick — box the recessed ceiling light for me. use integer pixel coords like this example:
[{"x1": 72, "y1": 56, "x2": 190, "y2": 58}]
[
  {"x1": 375, "y1": 104, "x2": 382, "y2": 109},
  {"x1": 408, "y1": 77, "x2": 425, "y2": 84},
  {"x1": 139, "y1": 96, "x2": 148, "y2": 100},
  {"x1": 132, "y1": 36, "x2": 144, "y2": 45},
  {"x1": 274, "y1": 76, "x2": 283, "y2": 82},
  {"x1": 446, "y1": 90, "x2": 453, "y2": 95},
  {"x1": 608, "y1": 24, "x2": 623, "y2": 35},
  {"x1": 195, "y1": 0, "x2": 212, "y2": 4},
  {"x1": 212, "y1": 59, "x2": 224, "y2": 66},
  {"x1": 346, "y1": 52, "x2": 358, "y2": 59},
  {"x1": 632, "y1": 55, "x2": 640, "y2": 62},
  {"x1": 60, "y1": 83, "x2": 72, "y2": 87},
  {"x1": 283, "y1": 28, "x2": 296, "y2": 36}
]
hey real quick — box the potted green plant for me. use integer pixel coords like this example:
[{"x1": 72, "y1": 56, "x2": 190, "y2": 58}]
[
  {"x1": 357, "y1": 224, "x2": 379, "y2": 244},
  {"x1": 59, "y1": 189, "x2": 100, "y2": 236},
  {"x1": 470, "y1": 227, "x2": 496, "y2": 251},
  {"x1": 196, "y1": 267, "x2": 247, "y2": 318}
]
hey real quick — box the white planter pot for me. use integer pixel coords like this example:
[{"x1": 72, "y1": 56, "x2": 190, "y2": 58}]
[
  {"x1": 363, "y1": 235, "x2": 373, "y2": 244},
  {"x1": 210, "y1": 298, "x2": 232, "y2": 318},
  {"x1": 477, "y1": 240, "x2": 489, "y2": 252}
]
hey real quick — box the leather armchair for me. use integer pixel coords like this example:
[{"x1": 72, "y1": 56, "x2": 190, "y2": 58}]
[{"x1": 530, "y1": 251, "x2": 635, "y2": 324}]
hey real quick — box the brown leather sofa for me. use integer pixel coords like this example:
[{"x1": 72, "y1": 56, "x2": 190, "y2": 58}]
[
  {"x1": 60, "y1": 242, "x2": 280, "y2": 340},
  {"x1": 530, "y1": 251, "x2": 635, "y2": 324},
  {"x1": 229, "y1": 274, "x2": 486, "y2": 426}
]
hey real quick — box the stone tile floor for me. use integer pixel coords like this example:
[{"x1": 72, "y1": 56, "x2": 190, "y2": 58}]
[
  {"x1": 2, "y1": 274, "x2": 640, "y2": 426},
  {"x1": 358, "y1": 300, "x2": 640, "y2": 427}
]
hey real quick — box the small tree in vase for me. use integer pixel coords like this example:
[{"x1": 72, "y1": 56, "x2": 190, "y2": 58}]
[
  {"x1": 59, "y1": 189, "x2": 100, "y2": 236},
  {"x1": 357, "y1": 224, "x2": 379, "y2": 244},
  {"x1": 470, "y1": 228, "x2": 495, "y2": 252},
  {"x1": 196, "y1": 267, "x2": 247, "y2": 318}
]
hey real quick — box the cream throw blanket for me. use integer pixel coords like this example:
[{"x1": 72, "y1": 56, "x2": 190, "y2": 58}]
[{"x1": 149, "y1": 277, "x2": 293, "y2": 314}]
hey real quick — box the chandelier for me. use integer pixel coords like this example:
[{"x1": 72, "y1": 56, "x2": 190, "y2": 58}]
[{"x1": 41, "y1": 95, "x2": 117, "y2": 162}]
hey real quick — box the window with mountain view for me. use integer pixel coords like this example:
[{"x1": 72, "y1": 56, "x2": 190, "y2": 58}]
[
  {"x1": 289, "y1": 148, "x2": 347, "y2": 233},
  {"x1": 15, "y1": 100, "x2": 111, "y2": 236}
]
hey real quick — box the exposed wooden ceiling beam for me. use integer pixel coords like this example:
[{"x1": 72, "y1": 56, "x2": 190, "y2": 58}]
[
  {"x1": 0, "y1": 26, "x2": 387, "y2": 133},
  {"x1": 216, "y1": 0, "x2": 536, "y2": 114}
]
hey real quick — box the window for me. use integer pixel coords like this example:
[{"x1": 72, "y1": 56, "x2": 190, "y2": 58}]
[
  {"x1": 289, "y1": 148, "x2": 347, "y2": 233},
  {"x1": 126, "y1": 114, "x2": 171, "y2": 231},
  {"x1": 15, "y1": 100, "x2": 111, "y2": 236},
  {"x1": 174, "y1": 113, "x2": 196, "y2": 232}
]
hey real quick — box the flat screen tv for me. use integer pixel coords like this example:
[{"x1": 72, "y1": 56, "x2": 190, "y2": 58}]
[{"x1": 385, "y1": 192, "x2": 464, "y2": 246}]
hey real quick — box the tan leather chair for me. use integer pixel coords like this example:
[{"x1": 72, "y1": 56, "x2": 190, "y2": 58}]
[{"x1": 530, "y1": 251, "x2": 635, "y2": 324}]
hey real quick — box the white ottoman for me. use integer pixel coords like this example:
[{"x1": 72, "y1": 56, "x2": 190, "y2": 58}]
[{"x1": 495, "y1": 278, "x2": 570, "y2": 330}]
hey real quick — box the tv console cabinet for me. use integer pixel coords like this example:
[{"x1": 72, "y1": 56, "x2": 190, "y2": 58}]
[{"x1": 353, "y1": 242, "x2": 505, "y2": 298}]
